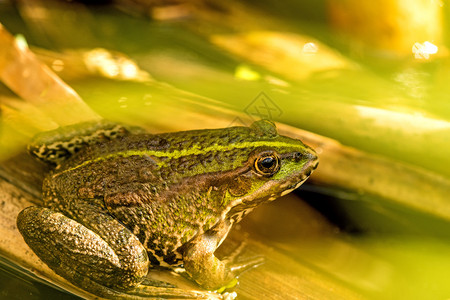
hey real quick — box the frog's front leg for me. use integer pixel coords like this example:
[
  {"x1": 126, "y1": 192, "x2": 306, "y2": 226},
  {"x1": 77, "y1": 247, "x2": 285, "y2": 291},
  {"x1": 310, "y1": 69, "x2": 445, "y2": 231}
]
[
  {"x1": 182, "y1": 220, "x2": 263, "y2": 291},
  {"x1": 17, "y1": 205, "x2": 149, "y2": 297}
]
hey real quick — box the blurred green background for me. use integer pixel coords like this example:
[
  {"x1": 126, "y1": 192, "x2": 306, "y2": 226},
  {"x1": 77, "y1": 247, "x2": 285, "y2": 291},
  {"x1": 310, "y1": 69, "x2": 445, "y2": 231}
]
[{"x1": 1, "y1": 0, "x2": 450, "y2": 299}]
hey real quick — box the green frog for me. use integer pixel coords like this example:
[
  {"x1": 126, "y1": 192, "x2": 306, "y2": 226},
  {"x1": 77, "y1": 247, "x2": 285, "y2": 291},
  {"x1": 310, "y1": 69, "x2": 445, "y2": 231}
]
[{"x1": 17, "y1": 119, "x2": 318, "y2": 299}]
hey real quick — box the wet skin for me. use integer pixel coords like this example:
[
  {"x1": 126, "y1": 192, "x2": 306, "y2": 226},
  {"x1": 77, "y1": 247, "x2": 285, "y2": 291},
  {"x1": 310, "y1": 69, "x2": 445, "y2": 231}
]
[{"x1": 17, "y1": 120, "x2": 318, "y2": 299}]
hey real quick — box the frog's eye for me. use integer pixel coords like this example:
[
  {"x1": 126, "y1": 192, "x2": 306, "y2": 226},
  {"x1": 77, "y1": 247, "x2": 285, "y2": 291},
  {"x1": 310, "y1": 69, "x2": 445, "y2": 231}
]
[{"x1": 254, "y1": 152, "x2": 280, "y2": 176}]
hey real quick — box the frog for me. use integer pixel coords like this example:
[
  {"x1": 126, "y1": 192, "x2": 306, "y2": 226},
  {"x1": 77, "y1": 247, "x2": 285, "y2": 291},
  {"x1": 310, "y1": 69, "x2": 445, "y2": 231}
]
[{"x1": 17, "y1": 119, "x2": 318, "y2": 299}]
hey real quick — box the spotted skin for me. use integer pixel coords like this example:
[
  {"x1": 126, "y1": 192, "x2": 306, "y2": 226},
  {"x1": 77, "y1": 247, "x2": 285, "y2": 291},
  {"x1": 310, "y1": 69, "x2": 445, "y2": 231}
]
[{"x1": 17, "y1": 120, "x2": 318, "y2": 299}]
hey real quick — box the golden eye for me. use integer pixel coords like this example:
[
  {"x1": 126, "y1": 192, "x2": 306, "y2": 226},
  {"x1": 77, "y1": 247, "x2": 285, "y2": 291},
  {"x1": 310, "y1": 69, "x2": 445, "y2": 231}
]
[{"x1": 254, "y1": 152, "x2": 280, "y2": 176}]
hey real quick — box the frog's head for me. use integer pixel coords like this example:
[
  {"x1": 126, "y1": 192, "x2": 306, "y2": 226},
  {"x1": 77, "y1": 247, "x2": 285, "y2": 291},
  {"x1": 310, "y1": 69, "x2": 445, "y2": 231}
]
[
  {"x1": 214, "y1": 119, "x2": 319, "y2": 223},
  {"x1": 154, "y1": 119, "x2": 317, "y2": 224}
]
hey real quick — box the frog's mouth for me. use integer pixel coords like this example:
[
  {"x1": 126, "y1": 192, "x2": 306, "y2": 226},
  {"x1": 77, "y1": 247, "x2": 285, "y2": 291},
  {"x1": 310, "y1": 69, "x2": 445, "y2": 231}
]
[{"x1": 277, "y1": 158, "x2": 318, "y2": 198}]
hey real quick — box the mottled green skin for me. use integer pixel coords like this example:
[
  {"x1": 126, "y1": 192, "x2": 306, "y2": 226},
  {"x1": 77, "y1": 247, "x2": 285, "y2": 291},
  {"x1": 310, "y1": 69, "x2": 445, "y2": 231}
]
[{"x1": 17, "y1": 120, "x2": 318, "y2": 299}]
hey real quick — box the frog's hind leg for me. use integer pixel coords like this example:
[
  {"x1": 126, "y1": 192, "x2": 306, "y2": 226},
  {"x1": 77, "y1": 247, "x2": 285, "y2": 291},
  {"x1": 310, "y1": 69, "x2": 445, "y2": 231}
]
[
  {"x1": 17, "y1": 206, "x2": 219, "y2": 299},
  {"x1": 17, "y1": 206, "x2": 148, "y2": 294}
]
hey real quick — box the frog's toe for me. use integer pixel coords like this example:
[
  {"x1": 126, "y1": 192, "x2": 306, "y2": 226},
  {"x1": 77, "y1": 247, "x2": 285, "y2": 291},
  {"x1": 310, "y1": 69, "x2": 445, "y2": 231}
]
[
  {"x1": 139, "y1": 278, "x2": 174, "y2": 288},
  {"x1": 221, "y1": 241, "x2": 248, "y2": 264},
  {"x1": 229, "y1": 255, "x2": 265, "y2": 274},
  {"x1": 221, "y1": 242, "x2": 264, "y2": 276},
  {"x1": 127, "y1": 285, "x2": 223, "y2": 299}
]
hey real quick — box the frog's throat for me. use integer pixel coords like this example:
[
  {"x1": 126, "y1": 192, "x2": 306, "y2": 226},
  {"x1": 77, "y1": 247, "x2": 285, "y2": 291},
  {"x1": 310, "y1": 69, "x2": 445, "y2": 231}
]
[{"x1": 57, "y1": 140, "x2": 305, "y2": 174}]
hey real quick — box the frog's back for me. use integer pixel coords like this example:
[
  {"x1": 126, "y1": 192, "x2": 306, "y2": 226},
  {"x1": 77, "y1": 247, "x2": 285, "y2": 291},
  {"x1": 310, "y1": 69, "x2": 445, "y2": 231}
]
[{"x1": 28, "y1": 120, "x2": 147, "y2": 165}]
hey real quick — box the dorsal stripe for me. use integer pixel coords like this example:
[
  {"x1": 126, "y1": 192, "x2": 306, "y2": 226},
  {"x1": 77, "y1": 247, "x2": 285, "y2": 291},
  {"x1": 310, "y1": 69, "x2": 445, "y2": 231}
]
[{"x1": 62, "y1": 141, "x2": 300, "y2": 174}]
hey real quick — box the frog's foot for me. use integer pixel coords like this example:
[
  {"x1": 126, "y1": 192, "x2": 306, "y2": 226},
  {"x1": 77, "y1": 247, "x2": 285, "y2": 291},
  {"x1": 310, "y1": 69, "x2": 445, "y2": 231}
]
[
  {"x1": 222, "y1": 241, "x2": 248, "y2": 263},
  {"x1": 126, "y1": 284, "x2": 223, "y2": 299},
  {"x1": 140, "y1": 277, "x2": 177, "y2": 288},
  {"x1": 221, "y1": 242, "x2": 264, "y2": 281},
  {"x1": 228, "y1": 256, "x2": 264, "y2": 276},
  {"x1": 65, "y1": 272, "x2": 224, "y2": 299},
  {"x1": 65, "y1": 274, "x2": 224, "y2": 299},
  {"x1": 222, "y1": 241, "x2": 264, "y2": 270}
]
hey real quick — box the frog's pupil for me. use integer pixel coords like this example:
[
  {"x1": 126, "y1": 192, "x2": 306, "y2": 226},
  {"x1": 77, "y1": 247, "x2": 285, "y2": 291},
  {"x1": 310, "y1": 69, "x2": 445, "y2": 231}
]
[{"x1": 260, "y1": 157, "x2": 274, "y2": 169}]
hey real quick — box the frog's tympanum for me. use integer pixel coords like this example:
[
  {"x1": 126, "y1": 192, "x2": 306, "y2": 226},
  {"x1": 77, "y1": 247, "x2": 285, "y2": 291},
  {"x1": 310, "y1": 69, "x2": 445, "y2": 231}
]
[{"x1": 17, "y1": 120, "x2": 318, "y2": 299}]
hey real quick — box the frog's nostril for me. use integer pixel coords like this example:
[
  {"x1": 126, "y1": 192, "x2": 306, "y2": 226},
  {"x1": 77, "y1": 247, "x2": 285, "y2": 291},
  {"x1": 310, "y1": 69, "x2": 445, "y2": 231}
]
[
  {"x1": 293, "y1": 152, "x2": 302, "y2": 161},
  {"x1": 304, "y1": 151, "x2": 316, "y2": 162}
]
